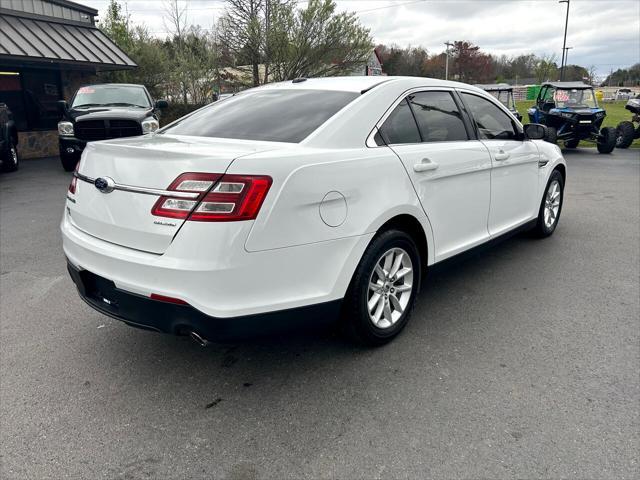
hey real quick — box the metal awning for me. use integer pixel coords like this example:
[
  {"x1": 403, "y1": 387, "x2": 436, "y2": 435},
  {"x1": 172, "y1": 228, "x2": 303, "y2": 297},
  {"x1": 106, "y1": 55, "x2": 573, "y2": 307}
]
[{"x1": 0, "y1": 11, "x2": 136, "y2": 70}]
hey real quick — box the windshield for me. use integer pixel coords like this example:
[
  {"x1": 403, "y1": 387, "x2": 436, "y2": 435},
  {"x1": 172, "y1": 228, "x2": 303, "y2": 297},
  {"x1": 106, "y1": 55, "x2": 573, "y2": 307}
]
[
  {"x1": 162, "y1": 89, "x2": 359, "y2": 143},
  {"x1": 553, "y1": 88, "x2": 597, "y2": 108},
  {"x1": 72, "y1": 85, "x2": 151, "y2": 108}
]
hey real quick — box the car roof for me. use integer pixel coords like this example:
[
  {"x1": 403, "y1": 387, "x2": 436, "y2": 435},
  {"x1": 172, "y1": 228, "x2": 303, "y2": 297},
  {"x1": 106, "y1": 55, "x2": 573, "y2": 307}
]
[
  {"x1": 542, "y1": 81, "x2": 592, "y2": 89},
  {"x1": 474, "y1": 83, "x2": 513, "y2": 91},
  {"x1": 257, "y1": 76, "x2": 484, "y2": 93}
]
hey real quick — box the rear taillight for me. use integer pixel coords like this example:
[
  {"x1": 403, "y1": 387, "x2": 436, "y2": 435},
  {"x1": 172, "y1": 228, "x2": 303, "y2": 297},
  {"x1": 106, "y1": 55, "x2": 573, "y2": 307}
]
[
  {"x1": 68, "y1": 163, "x2": 79, "y2": 194},
  {"x1": 151, "y1": 173, "x2": 272, "y2": 222}
]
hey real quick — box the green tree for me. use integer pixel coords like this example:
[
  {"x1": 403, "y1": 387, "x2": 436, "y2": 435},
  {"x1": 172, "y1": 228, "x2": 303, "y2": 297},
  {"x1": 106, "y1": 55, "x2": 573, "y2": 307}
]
[
  {"x1": 534, "y1": 54, "x2": 559, "y2": 84},
  {"x1": 268, "y1": 0, "x2": 373, "y2": 81},
  {"x1": 98, "y1": 0, "x2": 168, "y2": 98},
  {"x1": 99, "y1": 0, "x2": 132, "y2": 52}
]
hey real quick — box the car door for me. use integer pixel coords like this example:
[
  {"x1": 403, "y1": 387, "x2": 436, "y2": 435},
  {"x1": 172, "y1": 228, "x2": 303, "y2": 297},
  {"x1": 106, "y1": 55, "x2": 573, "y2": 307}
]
[
  {"x1": 377, "y1": 90, "x2": 492, "y2": 261},
  {"x1": 459, "y1": 91, "x2": 540, "y2": 237}
]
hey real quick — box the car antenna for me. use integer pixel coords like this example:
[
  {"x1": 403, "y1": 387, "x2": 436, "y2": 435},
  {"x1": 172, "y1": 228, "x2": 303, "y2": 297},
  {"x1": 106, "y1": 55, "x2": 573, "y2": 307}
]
[{"x1": 292, "y1": 78, "x2": 307, "y2": 83}]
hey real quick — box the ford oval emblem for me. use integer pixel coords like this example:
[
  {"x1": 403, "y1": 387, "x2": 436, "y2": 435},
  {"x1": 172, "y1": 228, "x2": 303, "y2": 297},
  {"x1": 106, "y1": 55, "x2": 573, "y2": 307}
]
[{"x1": 94, "y1": 176, "x2": 115, "y2": 194}]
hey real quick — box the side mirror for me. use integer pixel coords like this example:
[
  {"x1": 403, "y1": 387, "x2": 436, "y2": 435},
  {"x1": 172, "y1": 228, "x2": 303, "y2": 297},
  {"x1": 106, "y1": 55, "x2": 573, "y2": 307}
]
[
  {"x1": 524, "y1": 123, "x2": 547, "y2": 140},
  {"x1": 155, "y1": 100, "x2": 168, "y2": 110},
  {"x1": 57, "y1": 100, "x2": 68, "y2": 114}
]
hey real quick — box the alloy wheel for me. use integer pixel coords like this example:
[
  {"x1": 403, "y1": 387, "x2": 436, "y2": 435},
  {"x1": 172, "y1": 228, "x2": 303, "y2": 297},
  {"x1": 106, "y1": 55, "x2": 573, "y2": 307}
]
[
  {"x1": 544, "y1": 180, "x2": 561, "y2": 229},
  {"x1": 367, "y1": 247, "x2": 414, "y2": 329}
]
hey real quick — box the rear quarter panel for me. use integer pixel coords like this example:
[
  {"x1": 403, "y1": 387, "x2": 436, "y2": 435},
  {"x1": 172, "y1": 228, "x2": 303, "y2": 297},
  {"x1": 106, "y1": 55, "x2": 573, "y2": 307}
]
[{"x1": 230, "y1": 146, "x2": 434, "y2": 264}]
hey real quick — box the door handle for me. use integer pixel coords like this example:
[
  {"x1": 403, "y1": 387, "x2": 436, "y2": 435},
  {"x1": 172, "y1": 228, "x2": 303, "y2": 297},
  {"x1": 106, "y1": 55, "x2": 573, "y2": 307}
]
[
  {"x1": 494, "y1": 150, "x2": 510, "y2": 161},
  {"x1": 413, "y1": 158, "x2": 439, "y2": 172}
]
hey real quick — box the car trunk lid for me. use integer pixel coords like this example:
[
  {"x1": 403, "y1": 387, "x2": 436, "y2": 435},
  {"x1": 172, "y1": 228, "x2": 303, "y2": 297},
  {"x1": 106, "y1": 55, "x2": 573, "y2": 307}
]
[{"x1": 68, "y1": 134, "x2": 280, "y2": 254}]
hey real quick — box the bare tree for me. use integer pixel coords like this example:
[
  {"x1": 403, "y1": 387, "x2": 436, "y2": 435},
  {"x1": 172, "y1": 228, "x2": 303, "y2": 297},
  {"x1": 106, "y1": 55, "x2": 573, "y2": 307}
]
[
  {"x1": 218, "y1": 0, "x2": 265, "y2": 86},
  {"x1": 587, "y1": 65, "x2": 598, "y2": 85},
  {"x1": 164, "y1": 0, "x2": 188, "y2": 42}
]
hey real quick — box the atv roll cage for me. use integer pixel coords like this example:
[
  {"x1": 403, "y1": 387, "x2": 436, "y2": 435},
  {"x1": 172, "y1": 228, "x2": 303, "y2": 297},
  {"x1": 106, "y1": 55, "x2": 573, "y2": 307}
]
[{"x1": 475, "y1": 83, "x2": 522, "y2": 121}]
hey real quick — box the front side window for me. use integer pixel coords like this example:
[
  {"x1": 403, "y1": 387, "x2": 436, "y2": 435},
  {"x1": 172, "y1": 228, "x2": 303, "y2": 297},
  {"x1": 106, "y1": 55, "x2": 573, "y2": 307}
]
[
  {"x1": 162, "y1": 89, "x2": 359, "y2": 143},
  {"x1": 378, "y1": 98, "x2": 421, "y2": 145},
  {"x1": 72, "y1": 85, "x2": 151, "y2": 108},
  {"x1": 408, "y1": 91, "x2": 468, "y2": 142},
  {"x1": 461, "y1": 93, "x2": 519, "y2": 140}
]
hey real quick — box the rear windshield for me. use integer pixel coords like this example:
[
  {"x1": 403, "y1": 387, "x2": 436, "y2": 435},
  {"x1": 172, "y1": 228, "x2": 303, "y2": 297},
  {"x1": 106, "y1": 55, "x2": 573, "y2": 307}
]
[{"x1": 162, "y1": 89, "x2": 359, "y2": 143}]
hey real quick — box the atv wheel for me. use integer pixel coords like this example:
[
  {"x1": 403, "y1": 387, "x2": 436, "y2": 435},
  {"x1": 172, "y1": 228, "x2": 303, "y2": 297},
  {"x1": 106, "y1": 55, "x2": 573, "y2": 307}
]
[
  {"x1": 597, "y1": 127, "x2": 617, "y2": 154},
  {"x1": 616, "y1": 121, "x2": 635, "y2": 149},
  {"x1": 564, "y1": 138, "x2": 579, "y2": 149},
  {"x1": 544, "y1": 126, "x2": 558, "y2": 144}
]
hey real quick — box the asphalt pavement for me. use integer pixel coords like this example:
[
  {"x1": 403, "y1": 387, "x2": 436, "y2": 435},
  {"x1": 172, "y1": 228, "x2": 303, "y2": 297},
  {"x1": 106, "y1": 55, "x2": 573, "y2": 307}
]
[{"x1": 1, "y1": 149, "x2": 639, "y2": 479}]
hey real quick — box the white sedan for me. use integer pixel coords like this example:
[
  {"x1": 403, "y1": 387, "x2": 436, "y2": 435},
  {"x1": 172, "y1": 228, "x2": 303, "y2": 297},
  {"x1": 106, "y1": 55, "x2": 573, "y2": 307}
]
[{"x1": 62, "y1": 76, "x2": 566, "y2": 346}]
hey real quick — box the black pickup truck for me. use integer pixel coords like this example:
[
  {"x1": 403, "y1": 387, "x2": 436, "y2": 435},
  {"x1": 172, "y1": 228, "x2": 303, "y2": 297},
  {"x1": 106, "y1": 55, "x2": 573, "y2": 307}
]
[
  {"x1": 0, "y1": 103, "x2": 19, "y2": 173},
  {"x1": 58, "y1": 83, "x2": 168, "y2": 171}
]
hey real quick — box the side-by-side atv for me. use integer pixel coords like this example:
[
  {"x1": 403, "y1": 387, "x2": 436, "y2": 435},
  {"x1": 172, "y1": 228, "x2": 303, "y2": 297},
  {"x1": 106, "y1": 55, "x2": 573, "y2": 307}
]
[
  {"x1": 615, "y1": 98, "x2": 640, "y2": 149},
  {"x1": 527, "y1": 82, "x2": 616, "y2": 154},
  {"x1": 475, "y1": 83, "x2": 522, "y2": 121}
]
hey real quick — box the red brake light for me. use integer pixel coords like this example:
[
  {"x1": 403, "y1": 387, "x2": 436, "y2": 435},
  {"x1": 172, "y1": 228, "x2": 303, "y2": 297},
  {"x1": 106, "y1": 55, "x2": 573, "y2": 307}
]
[
  {"x1": 151, "y1": 173, "x2": 272, "y2": 222},
  {"x1": 68, "y1": 163, "x2": 79, "y2": 194}
]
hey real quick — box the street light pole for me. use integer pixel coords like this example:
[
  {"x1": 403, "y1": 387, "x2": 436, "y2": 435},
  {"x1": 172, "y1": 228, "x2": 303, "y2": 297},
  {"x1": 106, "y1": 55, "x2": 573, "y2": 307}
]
[
  {"x1": 444, "y1": 41, "x2": 454, "y2": 80},
  {"x1": 563, "y1": 46, "x2": 573, "y2": 77},
  {"x1": 559, "y1": 0, "x2": 570, "y2": 80}
]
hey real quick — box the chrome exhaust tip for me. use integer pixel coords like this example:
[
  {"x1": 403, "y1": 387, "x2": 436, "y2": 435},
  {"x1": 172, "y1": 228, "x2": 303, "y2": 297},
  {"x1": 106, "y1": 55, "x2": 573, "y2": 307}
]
[{"x1": 188, "y1": 330, "x2": 210, "y2": 347}]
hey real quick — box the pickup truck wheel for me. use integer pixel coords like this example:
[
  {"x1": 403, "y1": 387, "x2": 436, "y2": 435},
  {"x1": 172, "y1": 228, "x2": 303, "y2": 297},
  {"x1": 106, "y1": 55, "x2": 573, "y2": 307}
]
[
  {"x1": 597, "y1": 127, "x2": 617, "y2": 154},
  {"x1": 533, "y1": 170, "x2": 564, "y2": 238},
  {"x1": 1, "y1": 139, "x2": 19, "y2": 172},
  {"x1": 616, "y1": 121, "x2": 635, "y2": 149},
  {"x1": 342, "y1": 230, "x2": 421, "y2": 346},
  {"x1": 60, "y1": 153, "x2": 78, "y2": 172}
]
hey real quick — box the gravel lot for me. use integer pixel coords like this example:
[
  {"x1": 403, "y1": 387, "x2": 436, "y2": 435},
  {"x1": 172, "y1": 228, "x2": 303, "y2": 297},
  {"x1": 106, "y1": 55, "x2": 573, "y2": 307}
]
[{"x1": 1, "y1": 149, "x2": 638, "y2": 479}]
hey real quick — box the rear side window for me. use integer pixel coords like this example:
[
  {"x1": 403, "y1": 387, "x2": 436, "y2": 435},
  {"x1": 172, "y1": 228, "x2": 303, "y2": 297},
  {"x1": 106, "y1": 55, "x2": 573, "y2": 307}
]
[
  {"x1": 408, "y1": 91, "x2": 468, "y2": 142},
  {"x1": 162, "y1": 89, "x2": 358, "y2": 143},
  {"x1": 461, "y1": 93, "x2": 518, "y2": 140},
  {"x1": 378, "y1": 99, "x2": 421, "y2": 145}
]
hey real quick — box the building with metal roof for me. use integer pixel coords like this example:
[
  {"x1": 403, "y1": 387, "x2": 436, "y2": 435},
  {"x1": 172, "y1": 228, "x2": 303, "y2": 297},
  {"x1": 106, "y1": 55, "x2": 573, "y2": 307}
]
[{"x1": 0, "y1": 0, "x2": 136, "y2": 158}]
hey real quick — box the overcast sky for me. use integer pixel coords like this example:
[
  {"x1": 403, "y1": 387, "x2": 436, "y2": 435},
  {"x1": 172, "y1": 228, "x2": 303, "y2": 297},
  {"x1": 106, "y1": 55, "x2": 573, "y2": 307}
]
[{"x1": 83, "y1": 0, "x2": 640, "y2": 80}]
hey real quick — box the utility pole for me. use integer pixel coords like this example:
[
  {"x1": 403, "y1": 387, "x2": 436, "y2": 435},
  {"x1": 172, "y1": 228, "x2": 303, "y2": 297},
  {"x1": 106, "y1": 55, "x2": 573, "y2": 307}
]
[
  {"x1": 559, "y1": 0, "x2": 570, "y2": 80},
  {"x1": 444, "y1": 41, "x2": 454, "y2": 80},
  {"x1": 563, "y1": 46, "x2": 573, "y2": 78}
]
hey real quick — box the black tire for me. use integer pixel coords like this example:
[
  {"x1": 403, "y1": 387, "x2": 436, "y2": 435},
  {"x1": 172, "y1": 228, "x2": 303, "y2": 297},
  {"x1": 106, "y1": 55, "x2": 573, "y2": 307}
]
[
  {"x1": 342, "y1": 229, "x2": 421, "y2": 346},
  {"x1": 532, "y1": 170, "x2": 564, "y2": 238},
  {"x1": 544, "y1": 126, "x2": 558, "y2": 144},
  {"x1": 1, "y1": 139, "x2": 19, "y2": 172},
  {"x1": 616, "y1": 121, "x2": 635, "y2": 149},
  {"x1": 597, "y1": 126, "x2": 617, "y2": 154},
  {"x1": 60, "y1": 152, "x2": 78, "y2": 172},
  {"x1": 564, "y1": 138, "x2": 579, "y2": 149}
]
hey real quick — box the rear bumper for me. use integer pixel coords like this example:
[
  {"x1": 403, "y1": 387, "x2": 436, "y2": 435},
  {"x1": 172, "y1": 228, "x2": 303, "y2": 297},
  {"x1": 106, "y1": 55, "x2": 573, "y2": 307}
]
[
  {"x1": 61, "y1": 208, "x2": 371, "y2": 318},
  {"x1": 67, "y1": 262, "x2": 341, "y2": 341}
]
